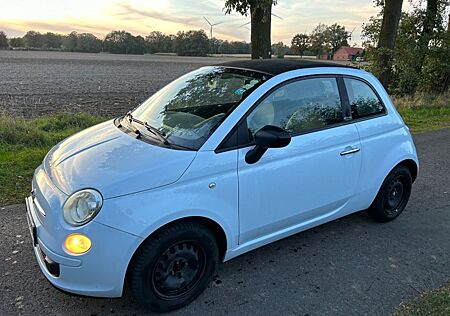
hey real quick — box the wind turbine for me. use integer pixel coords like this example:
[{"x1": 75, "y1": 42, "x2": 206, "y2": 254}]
[
  {"x1": 240, "y1": 21, "x2": 251, "y2": 30},
  {"x1": 271, "y1": 12, "x2": 283, "y2": 20},
  {"x1": 203, "y1": 17, "x2": 225, "y2": 39},
  {"x1": 239, "y1": 13, "x2": 283, "y2": 32}
]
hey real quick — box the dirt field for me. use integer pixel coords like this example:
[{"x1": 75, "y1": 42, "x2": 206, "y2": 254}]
[{"x1": 0, "y1": 51, "x2": 238, "y2": 118}]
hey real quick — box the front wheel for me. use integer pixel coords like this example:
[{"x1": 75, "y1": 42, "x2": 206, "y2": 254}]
[
  {"x1": 129, "y1": 221, "x2": 218, "y2": 312},
  {"x1": 368, "y1": 165, "x2": 412, "y2": 222}
]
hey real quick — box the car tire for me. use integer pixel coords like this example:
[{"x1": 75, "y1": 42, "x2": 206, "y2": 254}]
[
  {"x1": 128, "y1": 221, "x2": 218, "y2": 312},
  {"x1": 368, "y1": 165, "x2": 412, "y2": 222}
]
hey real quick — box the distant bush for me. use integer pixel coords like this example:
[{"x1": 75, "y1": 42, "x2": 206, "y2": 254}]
[
  {"x1": 174, "y1": 30, "x2": 210, "y2": 57},
  {"x1": 271, "y1": 41, "x2": 290, "y2": 58},
  {"x1": 9, "y1": 37, "x2": 25, "y2": 48},
  {"x1": 62, "y1": 32, "x2": 103, "y2": 53},
  {"x1": 104, "y1": 30, "x2": 145, "y2": 55},
  {"x1": 145, "y1": 31, "x2": 175, "y2": 54},
  {"x1": 0, "y1": 31, "x2": 8, "y2": 49}
]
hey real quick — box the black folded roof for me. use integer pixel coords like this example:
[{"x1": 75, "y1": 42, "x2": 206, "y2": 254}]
[{"x1": 218, "y1": 59, "x2": 354, "y2": 76}]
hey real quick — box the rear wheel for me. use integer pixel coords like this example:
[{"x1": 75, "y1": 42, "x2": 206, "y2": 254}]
[
  {"x1": 368, "y1": 165, "x2": 412, "y2": 222},
  {"x1": 129, "y1": 221, "x2": 218, "y2": 312}
]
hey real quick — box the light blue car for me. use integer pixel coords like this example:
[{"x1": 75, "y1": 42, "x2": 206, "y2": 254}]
[{"x1": 26, "y1": 59, "x2": 419, "y2": 312}]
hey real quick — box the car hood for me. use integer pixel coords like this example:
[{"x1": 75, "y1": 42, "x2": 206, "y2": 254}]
[{"x1": 43, "y1": 120, "x2": 197, "y2": 198}]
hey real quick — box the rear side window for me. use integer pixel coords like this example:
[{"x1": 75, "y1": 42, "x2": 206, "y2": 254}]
[
  {"x1": 344, "y1": 78, "x2": 385, "y2": 119},
  {"x1": 246, "y1": 77, "x2": 344, "y2": 136}
]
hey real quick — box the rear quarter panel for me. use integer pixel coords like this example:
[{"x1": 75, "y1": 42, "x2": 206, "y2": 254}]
[{"x1": 347, "y1": 72, "x2": 419, "y2": 213}]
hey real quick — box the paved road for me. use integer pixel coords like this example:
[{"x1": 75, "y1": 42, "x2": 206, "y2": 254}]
[{"x1": 1, "y1": 129, "x2": 449, "y2": 316}]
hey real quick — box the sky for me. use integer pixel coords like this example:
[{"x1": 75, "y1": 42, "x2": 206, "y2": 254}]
[{"x1": 0, "y1": 0, "x2": 413, "y2": 46}]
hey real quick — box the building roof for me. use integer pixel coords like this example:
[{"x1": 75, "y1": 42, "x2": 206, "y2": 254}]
[
  {"x1": 218, "y1": 59, "x2": 355, "y2": 76},
  {"x1": 335, "y1": 46, "x2": 364, "y2": 55}
]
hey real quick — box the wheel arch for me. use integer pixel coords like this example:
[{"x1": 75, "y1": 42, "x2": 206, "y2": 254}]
[
  {"x1": 361, "y1": 156, "x2": 418, "y2": 213},
  {"x1": 124, "y1": 216, "x2": 228, "y2": 288},
  {"x1": 398, "y1": 158, "x2": 418, "y2": 182}
]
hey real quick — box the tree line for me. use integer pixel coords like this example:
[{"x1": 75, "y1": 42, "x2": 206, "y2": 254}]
[
  {"x1": 0, "y1": 22, "x2": 352, "y2": 58},
  {"x1": 282, "y1": 23, "x2": 351, "y2": 58},
  {"x1": 0, "y1": 29, "x2": 252, "y2": 56}
]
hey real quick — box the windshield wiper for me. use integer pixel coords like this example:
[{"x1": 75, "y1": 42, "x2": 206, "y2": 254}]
[{"x1": 125, "y1": 112, "x2": 170, "y2": 145}]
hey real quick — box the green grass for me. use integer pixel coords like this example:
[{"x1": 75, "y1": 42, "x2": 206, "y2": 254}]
[
  {"x1": 0, "y1": 113, "x2": 108, "y2": 205},
  {"x1": 398, "y1": 106, "x2": 450, "y2": 133},
  {"x1": 393, "y1": 282, "x2": 450, "y2": 316},
  {"x1": 394, "y1": 93, "x2": 450, "y2": 133}
]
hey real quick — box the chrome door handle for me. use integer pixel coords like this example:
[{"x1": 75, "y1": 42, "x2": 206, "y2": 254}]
[{"x1": 340, "y1": 147, "x2": 360, "y2": 156}]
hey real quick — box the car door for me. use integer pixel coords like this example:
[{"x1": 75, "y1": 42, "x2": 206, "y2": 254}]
[{"x1": 237, "y1": 76, "x2": 362, "y2": 244}]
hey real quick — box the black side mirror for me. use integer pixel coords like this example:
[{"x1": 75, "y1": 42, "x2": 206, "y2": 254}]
[{"x1": 245, "y1": 125, "x2": 291, "y2": 164}]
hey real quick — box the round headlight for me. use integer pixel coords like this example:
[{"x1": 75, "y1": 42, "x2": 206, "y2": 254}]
[{"x1": 63, "y1": 189, "x2": 103, "y2": 226}]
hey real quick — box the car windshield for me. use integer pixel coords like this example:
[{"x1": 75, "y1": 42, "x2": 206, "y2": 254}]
[{"x1": 130, "y1": 66, "x2": 269, "y2": 150}]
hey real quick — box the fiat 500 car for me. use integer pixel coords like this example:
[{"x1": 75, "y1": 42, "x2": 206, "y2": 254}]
[{"x1": 26, "y1": 59, "x2": 419, "y2": 312}]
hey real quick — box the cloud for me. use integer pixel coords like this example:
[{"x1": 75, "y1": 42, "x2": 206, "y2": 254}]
[
  {"x1": 113, "y1": 2, "x2": 198, "y2": 26},
  {"x1": 1, "y1": 19, "x2": 118, "y2": 38}
]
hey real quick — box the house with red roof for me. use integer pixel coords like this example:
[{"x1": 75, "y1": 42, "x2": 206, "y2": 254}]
[{"x1": 333, "y1": 46, "x2": 364, "y2": 61}]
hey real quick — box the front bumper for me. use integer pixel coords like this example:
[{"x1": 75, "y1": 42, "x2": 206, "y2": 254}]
[{"x1": 25, "y1": 194, "x2": 142, "y2": 297}]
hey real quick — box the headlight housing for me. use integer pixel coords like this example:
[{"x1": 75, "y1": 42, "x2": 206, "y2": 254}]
[{"x1": 63, "y1": 189, "x2": 103, "y2": 226}]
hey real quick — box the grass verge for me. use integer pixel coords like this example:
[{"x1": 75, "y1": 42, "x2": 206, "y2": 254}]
[
  {"x1": 0, "y1": 113, "x2": 108, "y2": 205},
  {"x1": 393, "y1": 282, "x2": 450, "y2": 316},
  {"x1": 393, "y1": 93, "x2": 450, "y2": 133}
]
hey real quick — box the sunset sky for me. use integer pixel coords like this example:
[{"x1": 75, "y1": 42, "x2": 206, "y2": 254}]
[{"x1": 0, "y1": 0, "x2": 413, "y2": 45}]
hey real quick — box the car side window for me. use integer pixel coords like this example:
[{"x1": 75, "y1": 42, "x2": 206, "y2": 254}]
[
  {"x1": 344, "y1": 78, "x2": 385, "y2": 119},
  {"x1": 246, "y1": 77, "x2": 344, "y2": 137}
]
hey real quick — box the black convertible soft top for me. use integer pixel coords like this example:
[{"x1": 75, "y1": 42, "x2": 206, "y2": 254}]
[{"x1": 218, "y1": 59, "x2": 355, "y2": 76}]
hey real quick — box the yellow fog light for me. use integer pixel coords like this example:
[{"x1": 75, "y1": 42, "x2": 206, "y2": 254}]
[{"x1": 64, "y1": 233, "x2": 91, "y2": 255}]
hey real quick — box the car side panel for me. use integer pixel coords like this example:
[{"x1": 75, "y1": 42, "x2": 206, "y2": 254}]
[{"x1": 237, "y1": 124, "x2": 362, "y2": 244}]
